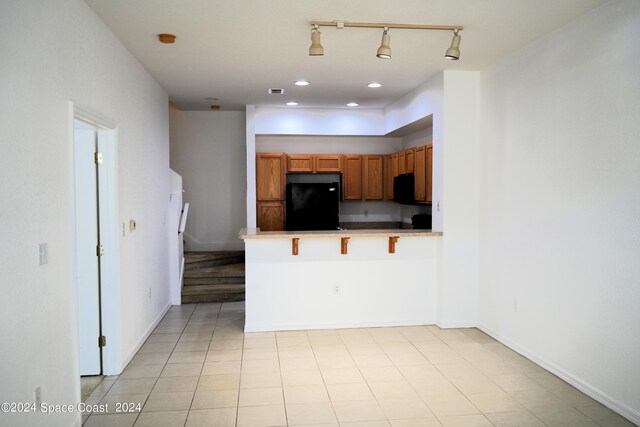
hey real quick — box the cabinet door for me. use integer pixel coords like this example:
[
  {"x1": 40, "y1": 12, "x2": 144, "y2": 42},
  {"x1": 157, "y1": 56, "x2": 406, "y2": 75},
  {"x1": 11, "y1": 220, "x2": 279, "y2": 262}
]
[
  {"x1": 426, "y1": 144, "x2": 433, "y2": 203},
  {"x1": 398, "y1": 151, "x2": 406, "y2": 175},
  {"x1": 414, "y1": 146, "x2": 426, "y2": 202},
  {"x1": 256, "y1": 153, "x2": 285, "y2": 201},
  {"x1": 405, "y1": 148, "x2": 415, "y2": 173},
  {"x1": 257, "y1": 202, "x2": 284, "y2": 231},
  {"x1": 342, "y1": 155, "x2": 363, "y2": 200},
  {"x1": 364, "y1": 155, "x2": 384, "y2": 200},
  {"x1": 287, "y1": 154, "x2": 313, "y2": 172},
  {"x1": 314, "y1": 155, "x2": 342, "y2": 172},
  {"x1": 384, "y1": 155, "x2": 393, "y2": 200}
]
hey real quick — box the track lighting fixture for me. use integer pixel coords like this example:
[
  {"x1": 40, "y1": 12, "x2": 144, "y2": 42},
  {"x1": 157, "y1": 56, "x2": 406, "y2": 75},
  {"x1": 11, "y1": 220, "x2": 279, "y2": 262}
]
[
  {"x1": 376, "y1": 27, "x2": 391, "y2": 59},
  {"x1": 309, "y1": 25, "x2": 324, "y2": 56},
  {"x1": 445, "y1": 29, "x2": 462, "y2": 60},
  {"x1": 308, "y1": 21, "x2": 464, "y2": 60}
]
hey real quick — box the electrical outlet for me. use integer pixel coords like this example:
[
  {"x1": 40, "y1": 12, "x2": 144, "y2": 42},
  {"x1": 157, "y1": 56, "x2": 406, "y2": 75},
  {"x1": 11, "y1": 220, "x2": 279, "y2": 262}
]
[
  {"x1": 129, "y1": 219, "x2": 137, "y2": 231},
  {"x1": 122, "y1": 223, "x2": 126, "y2": 237},
  {"x1": 39, "y1": 243, "x2": 48, "y2": 265},
  {"x1": 437, "y1": 201, "x2": 441, "y2": 212},
  {"x1": 333, "y1": 284, "x2": 340, "y2": 295},
  {"x1": 514, "y1": 298, "x2": 519, "y2": 312},
  {"x1": 148, "y1": 288, "x2": 152, "y2": 299}
]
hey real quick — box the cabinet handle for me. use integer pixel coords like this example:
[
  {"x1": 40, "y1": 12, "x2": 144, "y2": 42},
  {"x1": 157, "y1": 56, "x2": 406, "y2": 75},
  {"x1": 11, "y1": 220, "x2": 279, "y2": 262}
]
[{"x1": 292, "y1": 238, "x2": 299, "y2": 256}]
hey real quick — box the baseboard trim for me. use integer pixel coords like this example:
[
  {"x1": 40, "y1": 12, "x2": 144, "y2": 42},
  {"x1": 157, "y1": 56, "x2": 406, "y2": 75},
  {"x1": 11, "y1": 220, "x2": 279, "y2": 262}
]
[
  {"x1": 478, "y1": 324, "x2": 640, "y2": 426},
  {"x1": 119, "y1": 301, "x2": 172, "y2": 372}
]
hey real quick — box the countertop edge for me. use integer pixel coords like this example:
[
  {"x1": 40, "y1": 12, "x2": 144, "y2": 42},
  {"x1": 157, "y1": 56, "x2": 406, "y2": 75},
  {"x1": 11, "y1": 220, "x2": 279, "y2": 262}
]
[{"x1": 239, "y1": 227, "x2": 443, "y2": 239}]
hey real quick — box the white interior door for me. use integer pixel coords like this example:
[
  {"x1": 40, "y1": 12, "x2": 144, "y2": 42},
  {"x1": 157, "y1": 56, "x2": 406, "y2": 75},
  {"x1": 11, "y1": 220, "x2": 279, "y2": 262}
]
[{"x1": 74, "y1": 120, "x2": 102, "y2": 375}]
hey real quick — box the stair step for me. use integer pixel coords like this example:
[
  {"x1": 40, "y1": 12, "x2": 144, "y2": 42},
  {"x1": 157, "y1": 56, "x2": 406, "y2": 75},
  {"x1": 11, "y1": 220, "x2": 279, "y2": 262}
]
[
  {"x1": 183, "y1": 277, "x2": 245, "y2": 286},
  {"x1": 182, "y1": 284, "x2": 245, "y2": 296},
  {"x1": 185, "y1": 251, "x2": 245, "y2": 269},
  {"x1": 183, "y1": 263, "x2": 245, "y2": 279},
  {"x1": 182, "y1": 293, "x2": 245, "y2": 303}
]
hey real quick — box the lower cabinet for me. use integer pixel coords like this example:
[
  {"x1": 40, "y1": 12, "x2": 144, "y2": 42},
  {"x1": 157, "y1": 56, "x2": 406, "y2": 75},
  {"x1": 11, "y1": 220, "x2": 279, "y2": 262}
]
[{"x1": 257, "y1": 202, "x2": 284, "y2": 231}]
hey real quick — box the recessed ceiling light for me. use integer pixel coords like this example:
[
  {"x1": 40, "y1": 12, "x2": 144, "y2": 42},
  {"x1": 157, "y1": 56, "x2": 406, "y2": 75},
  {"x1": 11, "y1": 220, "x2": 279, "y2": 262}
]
[
  {"x1": 346, "y1": 102, "x2": 359, "y2": 107},
  {"x1": 294, "y1": 80, "x2": 310, "y2": 86},
  {"x1": 367, "y1": 83, "x2": 382, "y2": 88},
  {"x1": 286, "y1": 102, "x2": 299, "y2": 106}
]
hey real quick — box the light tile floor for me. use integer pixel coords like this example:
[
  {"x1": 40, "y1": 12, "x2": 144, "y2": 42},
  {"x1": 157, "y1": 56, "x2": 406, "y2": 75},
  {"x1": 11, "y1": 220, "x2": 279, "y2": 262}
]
[{"x1": 82, "y1": 302, "x2": 635, "y2": 427}]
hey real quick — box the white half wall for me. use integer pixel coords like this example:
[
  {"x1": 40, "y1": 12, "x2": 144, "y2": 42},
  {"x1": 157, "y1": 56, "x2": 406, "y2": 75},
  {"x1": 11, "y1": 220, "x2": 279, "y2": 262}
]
[
  {"x1": 170, "y1": 106, "x2": 247, "y2": 251},
  {"x1": 0, "y1": 0, "x2": 171, "y2": 426},
  {"x1": 245, "y1": 236, "x2": 440, "y2": 331},
  {"x1": 478, "y1": 1, "x2": 640, "y2": 423}
]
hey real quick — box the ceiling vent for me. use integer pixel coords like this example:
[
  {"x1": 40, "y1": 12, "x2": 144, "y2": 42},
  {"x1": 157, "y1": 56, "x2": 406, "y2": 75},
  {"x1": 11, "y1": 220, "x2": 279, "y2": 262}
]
[{"x1": 268, "y1": 88, "x2": 284, "y2": 95}]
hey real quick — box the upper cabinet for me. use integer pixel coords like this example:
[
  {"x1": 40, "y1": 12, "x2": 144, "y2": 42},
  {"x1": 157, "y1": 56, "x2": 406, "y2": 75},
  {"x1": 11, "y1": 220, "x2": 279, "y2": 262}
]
[
  {"x1": 287, "y1": 154, "x2": 314, "y2": 172},
  {"x1": 413, "y1": 144, "x2": 433, "y2": 203},
  {"x1": 314, "y1": 155, "x2": 342, "y2": 172},
  {"x1": 398, "y1": 151, "x2": 406, "y2": 175},
  {"x1": 256, "y1": 153, "x2": 285, "y2": 201},
  {"x1": 363, "y1": 155, "x2": 384, "y2": 200},
  {"x1": 342, "y1": 155, "x2": 363, "y2": 200},
  {"x1": 405, "y1": 148, "x2": 415, "y2": 174},
  {"x1": 286, "y1": 154, "x2": 342, "y2": 173},
  {"x1": 426, "y1": 144, "x2": 433, "y2": 203}
]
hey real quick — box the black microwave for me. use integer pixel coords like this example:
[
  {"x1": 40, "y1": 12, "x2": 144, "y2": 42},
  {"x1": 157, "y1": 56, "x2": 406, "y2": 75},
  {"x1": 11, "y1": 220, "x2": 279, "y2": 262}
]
[{"x1": 393, "y1": 173, "x2": 415, "y2": 205}]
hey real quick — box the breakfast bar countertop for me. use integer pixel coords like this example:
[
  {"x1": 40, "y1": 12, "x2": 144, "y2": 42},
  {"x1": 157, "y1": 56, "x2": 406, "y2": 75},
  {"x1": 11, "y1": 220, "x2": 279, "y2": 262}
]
[{"x1": 239, "y1": 227, "x2": 443, "y2": 239}]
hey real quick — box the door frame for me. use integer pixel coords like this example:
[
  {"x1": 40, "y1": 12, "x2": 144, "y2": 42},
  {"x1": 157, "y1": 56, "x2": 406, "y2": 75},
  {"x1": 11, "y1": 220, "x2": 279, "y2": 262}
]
[{"x1": 71, "y1": 102, "x2": 121, "y2": 375}]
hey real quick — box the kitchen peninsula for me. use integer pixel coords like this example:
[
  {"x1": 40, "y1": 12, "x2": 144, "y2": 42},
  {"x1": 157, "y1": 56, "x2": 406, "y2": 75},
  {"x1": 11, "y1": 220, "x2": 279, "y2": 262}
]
[{"x1": 240, "y1": 227, "x2": 442, "y2": 332}]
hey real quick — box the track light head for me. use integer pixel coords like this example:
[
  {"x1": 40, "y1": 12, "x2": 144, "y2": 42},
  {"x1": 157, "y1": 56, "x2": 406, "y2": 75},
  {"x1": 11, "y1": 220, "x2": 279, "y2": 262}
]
[
  {"x1": 309, "y1": 25, "x2": 324, "y2": 56},
  {"x1": 376, "y1": 27, "x2": 391, "y2": 59},
  {"x1": 445, "y1": 29, "x2": 461, "y2": 60}
]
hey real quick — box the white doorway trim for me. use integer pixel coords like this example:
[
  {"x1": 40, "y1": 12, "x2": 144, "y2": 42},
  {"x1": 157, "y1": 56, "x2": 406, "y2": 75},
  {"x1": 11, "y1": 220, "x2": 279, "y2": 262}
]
[{"x1": 71, "y1": 102, "x2": 121, "y2": 375}]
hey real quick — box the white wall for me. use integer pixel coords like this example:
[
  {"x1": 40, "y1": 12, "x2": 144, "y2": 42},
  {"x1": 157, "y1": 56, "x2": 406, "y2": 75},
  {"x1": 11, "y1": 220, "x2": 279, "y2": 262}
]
[
  {"x1": 0, "y1": 1, "x2": 171, "y2": 426},
  {"x1": 478, "y1": 1, "x2": 640, "y2": 422},
  {"x1": 254, "y1": 106, "x2": 385, "y2": 135},
  {"x1": 170, "y1": 107, "x2": 247, "y2": 250},
  {"x1": 439, "y1": 71, "x2": 481, "y2": 327}
]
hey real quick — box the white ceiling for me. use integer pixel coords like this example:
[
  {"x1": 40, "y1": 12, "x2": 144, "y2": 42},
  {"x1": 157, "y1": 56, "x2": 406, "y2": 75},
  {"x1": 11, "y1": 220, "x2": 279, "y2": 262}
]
[{"x1": 85, "y1": 0, "x2": 605, "y2": 111}]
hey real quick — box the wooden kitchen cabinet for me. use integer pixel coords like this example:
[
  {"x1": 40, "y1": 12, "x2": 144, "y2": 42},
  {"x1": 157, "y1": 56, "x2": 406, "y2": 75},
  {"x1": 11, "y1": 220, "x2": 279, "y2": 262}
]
[
  {"x1": 363, "y1": 155, "x2": 384, "y2": 200},
  {"x1": 287, "y1": 154, "x2": 342, "y2": 173},
  {"x1": 405, "y1": 148, "x2": 415, "y2": 173},
  {"x1": 256, "y1": 153, "x2": 285, "y2": 201},
  {"x1": 342, "y1": 155, "x2": 363, "y2": 200},
  {"x1": 287, "y1": 154, "x2": 313, "y2": 172},
  {"x1": 386, "y1": 153, "x2": 399, "y2": 200},
  {"x1": 413, "y1": 144, "x2": 433, "y2": 203},
  {"x1": 398, "y1": 151, "x2": 406, "y2": 175},
  {"x1": 414, "y1": 146, "x2": 426, "y2": 202},
  {"x1": 257, "y1": 202, "x2": 284, "y2": 231},
  {"x1": 314, "y1": 155, "x2": 342, "y2": 172},
  {"x1": 426, "y1": 144, "x2": 433, "y2": 203}
]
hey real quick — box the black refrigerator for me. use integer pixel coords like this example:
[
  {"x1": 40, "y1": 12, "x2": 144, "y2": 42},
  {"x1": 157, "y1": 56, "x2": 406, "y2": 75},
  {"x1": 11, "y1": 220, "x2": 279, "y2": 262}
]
[{"x1": 286, "y1": 182, "x2": 339, "y2": 231}]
